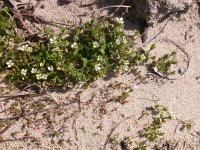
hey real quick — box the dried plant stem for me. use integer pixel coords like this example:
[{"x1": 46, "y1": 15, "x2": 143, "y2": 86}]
[{"x1": 91, "y1": 5, "x2": 131, "y2": 13}]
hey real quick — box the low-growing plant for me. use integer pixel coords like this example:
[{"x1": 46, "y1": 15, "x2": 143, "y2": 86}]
[
  {"x1": 0, "y1": 8, "x2": 178, "y2": 88},
  {"x1": 139, "y1": 104, "x2": 173, "y2": 142},
  {"x1": 113, "y1": 87, "x2": 133, "y2": 104},
  {"x1": 151, "y1": 51, "x2": 177, "y2": 76},
  {"x1": 110, "y1": 134, "x2": 120, "y2": 149},
  {"x1": 1, "y1": 16, "x2": 136, "y2": 87},
  {"x1": 134, "y1": 142, "x2": 147, "y2": 150},
  {"x1": 181, "y1": 120, "x2": 193, "y2": 131}
]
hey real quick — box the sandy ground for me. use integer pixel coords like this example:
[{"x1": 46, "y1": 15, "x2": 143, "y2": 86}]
[{"x1": 1, "y1": 0, "x2": 200, "y2": 150}]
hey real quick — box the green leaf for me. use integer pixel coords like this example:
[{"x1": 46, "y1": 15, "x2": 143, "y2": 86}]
[
  {"x1": 82, "y1": 58, "x2": 88, "y2": 67},
  {"x1": 150, "y1": 43, "x2": 156, "y2": 50}
]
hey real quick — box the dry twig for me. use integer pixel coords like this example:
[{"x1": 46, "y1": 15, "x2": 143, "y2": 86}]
[{"x1": 91, "y1": 5, "x2": 131, "y2": 13}]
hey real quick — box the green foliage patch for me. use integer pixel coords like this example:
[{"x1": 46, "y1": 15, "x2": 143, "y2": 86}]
[
  {"x1": 0, "y1": 7, "x2": 15, "y2": 72},
  {"x1": 0, "y1": 8, "x2": 177, "y2": 88},
  {"x1": 0, "y1": 17, "x2": 136, "y2": 87},
  {"x1": 139, "y1": 104, "x2": 173, "y2": 142}
]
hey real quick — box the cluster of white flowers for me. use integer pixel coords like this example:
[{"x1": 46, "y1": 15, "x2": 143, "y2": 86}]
[
  {"x1": 18, "y1": 44, "x2": 32, "y2": 52},
  {"x1": 21, "y1": 69, "x2": 27, "y2": 76},
  {"x1": 36, "y1": 73, "x2": 48, "y2": 80},
  {"x1": 28, "y1": 64, "x2": 53, "y2": 80},
  {"x1": 30, "y1": 66, "x2": 53, "y2": 80},
  {"x1": 93, "y1": 41, "x2": 99, "y2": 48},
  {"x1": 115, "y1": 17, "x2": 124, "y2": 25},
  {"x1": 6, "y1": 60, "x2": 14, "y2": 68},
  {"x1": 94, "y1": 63, "x2": 101, "y2": 72},
  {"x1": 122, "y1": 60, "x2": 129, "y2": 71},
  {"x1": 50, "y1": 37, "x2": 58, "y2": 44},
  {"x1": 30, "y1": 63, "x2": 54, "y2": 80},
  {"x1": 71, "y1": 42, "x2": 78, "y2": 49}
]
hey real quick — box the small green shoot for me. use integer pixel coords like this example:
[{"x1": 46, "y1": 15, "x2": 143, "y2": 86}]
[
  {"x1": 134, "y1": 142, "x2": 147, "y2": 150},
  {"x1": 113, "y1": 87, "x2": 133, "y2": 104},
  {"x1": 181, "y1": 120, "x2": 193, "y2": 131},
  {"x1": 151, "y1": 51, "x2": 177, "y2": 76},
  {"x1": 139, "y1": 104, "x2": 172, "y2": 142}
]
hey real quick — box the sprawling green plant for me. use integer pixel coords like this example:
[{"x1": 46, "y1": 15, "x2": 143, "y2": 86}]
[
  {"x1": 0, "y1": 10, "x2": 177, "y2": 88},
  {"x1": 139, "y1": 104, "x2": 173, "y2": 142},
  {"x1": 1, "y1": 17, "x2": 136, "y2": 87},
  {"x1": 151, "y1": 51, "x2": 177, "y2": 76}
]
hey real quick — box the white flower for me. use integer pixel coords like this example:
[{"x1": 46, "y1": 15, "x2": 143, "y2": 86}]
[
  {"x1": 18, "y1": 44, "x2": 32, "y2": 52},
  {"x1": 26, "y1": 46, "x2": 33, "y2": 52},
  {"x1": 123, "y1": 36, "x2": 127, "y2": 44},
  {"x1": 97, "y1": 56, "x2": 103, "y2": 61},
  {"x1": 6, "y1": 60, "x2": 14, "y2": 68},
  {"x1": 93, "y1": 41, "x2": 99, "y2": 48},
  {"x1": 40, "y1": 63, "x2": 44, "y2": 67},
  {"x1": 79, "y1": 81, "x2": 85, "y2": 87},
  {"x1": 36, "y1": 73, "x2": 42, "y2": 80},
  {"x1": 124, "y1": 60, "x2": 129, "y2": 66},
  {"x1": 123, "y1": 65, "x2": 129, "y2": 71},
  {"x1": 122, "y1": 61, "x2": 129, "y2": 71},
  {"x1": 36, "y1": 73, "x2": 48, "y2": 80},
  {"x1": 47, "y1": 66, "x2": 54, "y2": 71},
  {"x1": 50, "y1": 37, "x2": 57, "y2": 44},
  {"x1": 94, "y1": 63, "x2": 101, "y2": 71},
  {"x1": 71, "y1": 42, "x2": 78, "y2": 49},
  {"x1": 115, "y1": 17, "x2": 124, "y2": 24},
  {"x1": 21, "y1": 69, "x2": 27, "y2": 76},
  {"x1": 17, "y1": 45, "x2": 26, "y2": 51},
  {"x1": 116, "y1": 39, "x2": 121, "y2": 45},
  {"x1": 31, "y1": 68, "x2": 38, "y2": 74},
  {"x1": 41, "y1": 74, "x2": 48, "y2": 80},
  {"x1": 171, "y1": 112, "x2": 176, "y2": 120},
  {"x1": 67, "y1": 82, "x2": 73, "y2": 88}
]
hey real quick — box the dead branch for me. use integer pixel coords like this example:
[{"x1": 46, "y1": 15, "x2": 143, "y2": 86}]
[
  {"x1": 91, "y1": 5, "x2": 131, "y2": 13},
  {"x1": 110, "y1": 0, "x2": 126, "y2": 17},
  {"x1": 0, "y1": 92, "x2": 35, "y2": 100}
]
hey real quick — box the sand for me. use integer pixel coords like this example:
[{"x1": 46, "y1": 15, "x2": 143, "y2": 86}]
[{"x1": 0, "y1": 0, "x2": 200, "y2": 149}]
